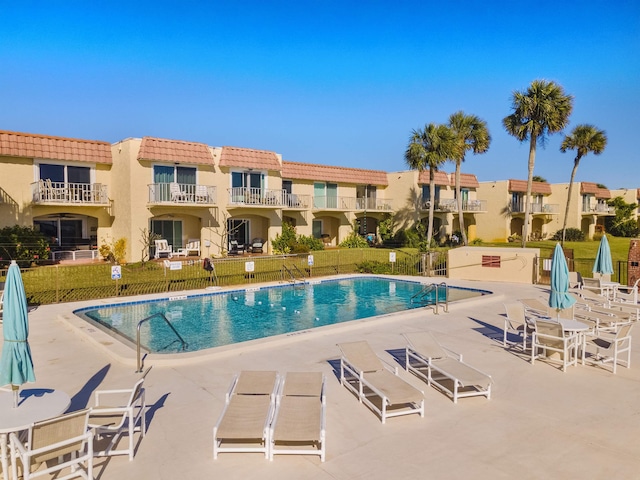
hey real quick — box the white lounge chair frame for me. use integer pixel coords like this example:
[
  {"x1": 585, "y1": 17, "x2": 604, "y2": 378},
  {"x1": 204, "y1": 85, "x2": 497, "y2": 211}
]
[
  {"x1": 88, "y1": 377, "x2": 146, "y2": 461},
  {"x1": 213, "y1": 371, "x2": 278, "y2": 459},
  {"x1": 531, "y1": 320, "x2": 579, "y2": 372},
  {"x1": 10, "y1": 409, "x2": 93, "y2": 480},
  {"x1": 404, "y1": 332, "x2": 492, "y2": 403},
  {"x1": 338, "y1": 341, "x2": 424, "y2": 424},
  {"x1": 587, "y1": 323, "x2": 633, "y2": 374},
  {"x1": 270, "y1": 372, "x2": 326, "y2": 462}
]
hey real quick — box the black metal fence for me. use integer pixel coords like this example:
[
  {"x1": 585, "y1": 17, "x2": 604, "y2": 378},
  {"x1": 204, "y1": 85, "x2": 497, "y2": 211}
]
[{"x1": 538, "y1": 256, "x2": 629, "y2": 285}]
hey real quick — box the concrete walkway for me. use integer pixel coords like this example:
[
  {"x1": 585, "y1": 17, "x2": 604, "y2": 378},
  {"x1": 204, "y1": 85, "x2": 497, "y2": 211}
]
[{"x1": 4, "y1": 277, "x2": 640, "y2": 479}]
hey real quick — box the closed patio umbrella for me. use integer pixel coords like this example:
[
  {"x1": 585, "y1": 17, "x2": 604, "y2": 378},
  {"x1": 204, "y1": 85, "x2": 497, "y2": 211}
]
[
  {"x1": 592, "y1": 234, "x2": 614, "y2": 276},
  {"x1": 549, "y1": 243, "x2": 576, "y2": 317},
  {"x1": 0, "y1": 260, "x2": 35, "y2": 407}
]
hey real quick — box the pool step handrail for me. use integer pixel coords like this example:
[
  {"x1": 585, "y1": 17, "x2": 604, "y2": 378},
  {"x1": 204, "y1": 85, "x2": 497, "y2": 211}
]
[
  {"x1": 282, "y1": 265, "x2": 306, "y2": 287},
  {"x1": 411, "y1": 283, "x2": 449, "y2": 314},
  {"x1": 410, "y1": 284, "x2": 435, "y2": 304},
  {"x1": 136, "y1": 313, "x2": 188, "y2": 373},
  {"x1": 438, "y1": 282, "x2": 449, "y2": 313}
]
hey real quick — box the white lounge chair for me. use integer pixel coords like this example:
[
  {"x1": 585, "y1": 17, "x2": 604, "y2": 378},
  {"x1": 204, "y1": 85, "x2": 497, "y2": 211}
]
[
  {"x1": 337, "y1": 341, "x2": 424, "y2": 423},
  {"x1": 404, "y1": 332, "x2": 492, "y2": 403},
  {"x1": 270, "y1": 372, "x2": 326, "y2": 462},
  {"x1": 10, "y1": 409, "x2": 93, "y2": 480},
  {"x1": 88, "y1": 377, "x2": 146, "y2": 461},
  {"x1": 176, "y1": 239, "x2": 200, "y2": 257},
  {"x1": 170, "y1": 182, "x2": 187, "y2": 202},
  {"x1": 213, "y1": 371, "x2": 278, "y2": 459},
  {"x1": 154, "y1": 239, "x2": 173, "y2": 259}
]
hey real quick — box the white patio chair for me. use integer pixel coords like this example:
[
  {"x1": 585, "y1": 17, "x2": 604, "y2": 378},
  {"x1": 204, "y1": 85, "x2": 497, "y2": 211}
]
[
  {"x1": 176, "y1": 239, "x2": 200, "y2": 257},
  {"x1": 154, "y1": 239, "x2": 173, "y2": 259},
  {"x1": 88, "y1": 377, "x2": 146, "y2": 461},
  {"x1": 10, "y1": 409, "x2": 93, "y2": 480},
  {"x1": 503, "y1": 302, "x2": 534, "y2": 351},
  {"x1": 586, "y1": 323, "x2": 633, "y2": 374},
  {"x1": 169, "y1": 183, "x2": 187, "y2": 202},
  {"x1": 531, "y1": 320, "x2": 579, "y2": 372}
]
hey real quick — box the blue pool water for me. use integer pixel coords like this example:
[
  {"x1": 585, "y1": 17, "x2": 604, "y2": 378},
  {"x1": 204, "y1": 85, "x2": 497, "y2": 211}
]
[{"x1": 74, "y1": 277, "x2": 488, "y2": 354}]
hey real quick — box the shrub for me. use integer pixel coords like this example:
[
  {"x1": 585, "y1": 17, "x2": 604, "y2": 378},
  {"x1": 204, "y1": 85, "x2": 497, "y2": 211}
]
[
  {"x1": 356, "y1": 260, "x2": 391, "y2": 274},
  {"x1": 551, "y1": 228, "x2": 585, "y2": 241},
  {"x1": 470, "y1": 237, "x2": 484, "y2": 245},
  {"x1": 297, "y1": 235, "x2": 324, "y2": 252},
  {"x1": 339, "y1": 232, "x2": 369, "y2": 248},
  {"x1": 0, "y1": 225, "x2": 50, "y2": 267},
  {"x1": 271, "y1": 222, "x2": 297, "y2": 254}
]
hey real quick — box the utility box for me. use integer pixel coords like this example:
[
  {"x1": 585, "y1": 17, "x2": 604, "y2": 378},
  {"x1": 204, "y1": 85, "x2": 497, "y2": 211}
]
[{"x1": 628, "y1": 239, "x2": 640, "y2": 286}]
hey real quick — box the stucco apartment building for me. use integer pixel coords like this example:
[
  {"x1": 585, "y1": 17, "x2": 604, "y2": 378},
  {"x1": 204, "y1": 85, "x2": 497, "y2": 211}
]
[{"x1": 1, "y1": 129, "x2": 638, "y2": 262}]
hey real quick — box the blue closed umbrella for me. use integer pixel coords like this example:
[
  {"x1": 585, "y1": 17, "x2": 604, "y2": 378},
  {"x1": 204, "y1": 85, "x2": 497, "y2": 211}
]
[
  {"x1": 593, "y1": 234, "x2": 614, "y2": 276},
  {"x1": 0, "y1": 260, "x2": 36, "y2": 407},
  {"x1": 549, "y1": 243, "x2": 576, "y2": 316}
]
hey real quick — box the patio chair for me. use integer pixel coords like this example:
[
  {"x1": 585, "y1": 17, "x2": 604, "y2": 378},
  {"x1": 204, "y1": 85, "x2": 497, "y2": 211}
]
[
  {"x1": 249, "y1": 238, "x2": 264, "y2": 253},
  {"x1": 154, "y1": 239, "x2": 173, "y2": 259},
  {"x1": 404, "y1": 332, "x2": 492, "y2": 403},
  {"x1": 176, "y1": 239, "x2": 200, "y2": 257},
  {"x1": 519, "y1": 298, "x2": 551, "y2": 318},
  {"x1": 169, "y1": 182, "x2": 187, "y2": 202},
  {"x1": 531, "y1": 320, "x2": 579, "y2": 372},
  {"x1": 586, "y1": 323, "x2": 633, "y2": 374},
  {"x1": 503, "y1": 302, "x2": 534, "y2": 351},
  {"x1": 10, "y1": 409, "x2": 93, "y2": 480},
  {"x1": 88, "y1": 377, "x2": 146, "y2": 461},
  {"x1": 228, "y1": 240, "x2": 244, "y2": 256},
  {"x1": 337, "y1": 341, "x2": 424, "y2": 423},
  {"x1": 582, "y1": 277, "x2": 606, "y2": 296},
  {"x1": 213, "y1": 371, "x2": 278, "y2": 459},
  {"x1": 194, "y1": 185, "x2": 209, "y2": 202},
  {"x1": 614, "y1": 278, "x2": 639, "y2": 304},
  {"x1": 270, "y1": 372, "x2": 326, "y2": 461},
  {"x1": 568, "y1": 271, "x2": 582, "y2": 289}
]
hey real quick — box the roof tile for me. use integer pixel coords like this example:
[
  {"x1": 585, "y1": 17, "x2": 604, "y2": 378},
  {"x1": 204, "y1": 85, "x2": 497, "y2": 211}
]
[
  {"x1": 0, "y1": 130, "x2": 112, "y2": 164},
  {"x1": 282, "y1": 161, "x2": 388, "y2": 185},
  {"x1": 417, "y1": 170, "x2": 450, "y2": 186},
  {"x1": 580, "y1": 182, "x2": 611, "y2": 198},
  {"x1": 508, "y1": 179, "x2": 552, "y2": 195},
  {"x1": 219, "y1": 146, "x2": 281, "y2": 170},
  {"x1": 449, "y1": 172, "x2": 479, "y2": 188},
  {"x1": 137, "y1": 137, "x2": 214, "y2": 165}
]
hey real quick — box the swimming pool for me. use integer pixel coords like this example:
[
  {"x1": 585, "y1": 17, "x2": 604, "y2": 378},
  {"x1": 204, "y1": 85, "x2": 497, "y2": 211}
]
[{"x1": 74, "y1": 277, "x2": 489, "y2": 354}]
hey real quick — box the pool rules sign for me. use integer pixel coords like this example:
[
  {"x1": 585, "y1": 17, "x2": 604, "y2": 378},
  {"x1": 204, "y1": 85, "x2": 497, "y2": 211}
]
[{"x1": 111, "y1": 265, "x2": 122, "y2": 280}]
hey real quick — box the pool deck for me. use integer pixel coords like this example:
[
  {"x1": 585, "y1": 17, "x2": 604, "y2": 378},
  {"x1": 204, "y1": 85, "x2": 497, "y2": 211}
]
[{"x1": 4, "y1": 276, "x2": 640, "y2": 479}]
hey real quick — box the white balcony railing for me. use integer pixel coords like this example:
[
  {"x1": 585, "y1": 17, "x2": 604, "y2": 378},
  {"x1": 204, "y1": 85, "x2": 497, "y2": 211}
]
[
  {"x1": 148, "y1": 183, "x2": 217, "y2": 205},
  {"x1": 421, "y1": 197, "x2": 487, "y2": 212},
  {"x1": 582, "y1": 204, "x2": 616, "y2": 215},
  {"x1": 355, "y1": 198, "x2": 393, "y2": 211},
  {"x1": 227, "y1": 187, "x2": 310, "y2": 208},
  {"x1": 31, "y1": 181, "x2": 109, "y2": 205}
]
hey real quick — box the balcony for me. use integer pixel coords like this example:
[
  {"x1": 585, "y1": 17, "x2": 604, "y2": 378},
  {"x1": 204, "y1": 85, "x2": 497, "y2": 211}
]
[
  {"x1": 148, "y1": 183, "x2": 217, "y2": 206},
  {"x1": 355, "y1": 198, "x2": 394, "y2": 212},
  {"x1": 31, "y1": 181, "x2": 109, "y2": 205},
  {"x1": 227, "y1": 187, "x2": 310, "y2": 209},
  {"x1": 510, "y1": 202, "x2": 558, "y2": 214},
  {"x1": 582, "y1": 204, "x2": 616, "y2": 215},
  {"x1": 420, "y1": 198, "x2": 487, "y2": 213}
]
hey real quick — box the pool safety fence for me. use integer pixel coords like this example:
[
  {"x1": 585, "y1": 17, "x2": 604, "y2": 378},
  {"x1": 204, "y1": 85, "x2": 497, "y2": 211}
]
[{"x1": 2, "y1": 249, "x2": 446, "y2": 306}]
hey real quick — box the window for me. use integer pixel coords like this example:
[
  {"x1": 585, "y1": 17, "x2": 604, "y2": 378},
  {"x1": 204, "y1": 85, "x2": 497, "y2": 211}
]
[
  {"x1": 312, "y1": 220, "x2": 323, "y2": 238},
  {"x1": 228, "y1": 218, "x2": 249, "y2": 246},
  {"x1": 39, "y1": 164, "x2": 91, "y2": 184},
  {"x1": 313, "y1": 183, "x2": 337, "y2": 208},
  {"x1": 482, "y1": 255, "x2": 500, "y2": 268},
  {"x1": 282, "y1": 180, "x2": 292, "y2": 194},
  {"x1": 422, "y1": 185, "x2": 440, "y2": 203},
  {"x1": 151, "y1": 220, "x2": 183, "y2": 249},
  {"x1": 153, "y1": 165, "x2": 196, "y2": 185}
]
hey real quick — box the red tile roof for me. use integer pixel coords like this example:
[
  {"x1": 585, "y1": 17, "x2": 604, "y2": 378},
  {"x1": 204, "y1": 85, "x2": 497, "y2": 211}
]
[
  {"x1": 449, "y1": 172, "x2": 479, "y2": 188},
  {"x1": 138, "y1": 137, "x2": 214, "y2": 165},
  {"x1": 282, "y1": 161, "x2": 388, "y2": 185},
  {"x1": 580, "y1": 182, "x2": 611, "y2": 199},
  {"x1": 0, "y1": 130, "x2": 112, "y2": 164},
  {"x1": 508, "y1": 179, "x2": 552, "y2": 195},
  {"x1": 219, "y1": 146, "x2": 281, "y2": 170},
  {"x1": 418, "y1": 170, "x2": 450, "y2": 186}
]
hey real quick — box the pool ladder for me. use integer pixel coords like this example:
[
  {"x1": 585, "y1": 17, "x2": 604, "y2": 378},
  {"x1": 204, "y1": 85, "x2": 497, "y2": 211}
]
[
  {"x1": 136, "y1": 313, "x2": 188, "y2": 373},
  {"x1": 282, "y1": 264, "x2": 306, "y2": 287},
  {"x1": 410, "y1": 282, "x2": 448, "y2": 314}
]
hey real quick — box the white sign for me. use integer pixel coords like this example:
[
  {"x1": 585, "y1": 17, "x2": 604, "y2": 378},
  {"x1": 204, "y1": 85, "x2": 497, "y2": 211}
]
[
  {"x1": 169, "y1": 261, "x2": 182, "y2": 271},
  {"x1": 245, "y1": 261, "x2": 255, "y2": 272},
  {"x1": 543, "y1": 259, "x2": 552, "y2": 271},
  {"x1": 111, "y1": 265, "x2": 122, "y2": 280},
  {"x1": 308, "y1": 255, "x2": 314, "y2": 266},
  {"x1": 389, "y1": 251, "x2": 396, "y2": 263}
]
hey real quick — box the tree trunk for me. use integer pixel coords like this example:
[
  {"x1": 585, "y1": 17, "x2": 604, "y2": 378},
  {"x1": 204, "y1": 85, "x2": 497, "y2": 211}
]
[
  {"x1": 522, "y1": 135, "x2": 537, "y2": 248},
  {"x1": 427, "y1": 167, "x2": 435, "y2": 248},
  {"x1": 561, "y1": 156, "x2": 581, "y2": 245},
  {"x1": 455, "y1": 161, "x2": 467, "y2": 245}
]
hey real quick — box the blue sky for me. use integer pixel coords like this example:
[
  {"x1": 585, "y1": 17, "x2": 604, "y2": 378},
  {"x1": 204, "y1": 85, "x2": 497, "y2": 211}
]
[{"x1": 2, "y1": 1, "x2": 639, "y2": 188}]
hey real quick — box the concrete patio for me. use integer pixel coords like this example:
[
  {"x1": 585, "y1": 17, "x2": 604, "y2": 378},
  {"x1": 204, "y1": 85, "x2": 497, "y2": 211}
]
[{"x1": 5, "y1": 277, "x2": 640, "y2": 479}]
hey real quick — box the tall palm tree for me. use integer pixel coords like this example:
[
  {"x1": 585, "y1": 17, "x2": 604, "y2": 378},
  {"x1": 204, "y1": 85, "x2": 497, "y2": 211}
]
[
  {"x1": 405, "y1": 123, "x2": 458, "y2": 248},
  {"x1": 560, "y1": 124, "x2": 607, "y2": 244},
  {"x1": 448, "y1": 111, "x2": 491, "y2": 246},
  {"x1": 503, "y1": 79, "x2": 573, "y2": 247}
]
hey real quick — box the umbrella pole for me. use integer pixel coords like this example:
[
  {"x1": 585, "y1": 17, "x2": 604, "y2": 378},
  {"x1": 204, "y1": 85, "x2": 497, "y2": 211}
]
[{"x1": 11, "y1": 384, "x2": 18, "y2": 408}]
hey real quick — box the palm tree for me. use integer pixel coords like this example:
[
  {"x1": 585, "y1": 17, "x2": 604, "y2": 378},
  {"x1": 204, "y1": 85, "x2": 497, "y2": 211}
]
[
  {"x1": 503, "y1": 79, "x2": 573, "y2": 247},
  {"x1": 405, "y1": 123, "x2": 458, "y2": 248},
  {"x1": 560, "y1": 124, "x2": 607, "y2": 244},
  {"x1": 447, "y1": 111, "x2": 491, "y2": 246}
]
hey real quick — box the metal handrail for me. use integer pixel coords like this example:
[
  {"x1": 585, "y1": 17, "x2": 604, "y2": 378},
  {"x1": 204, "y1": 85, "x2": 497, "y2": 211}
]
[
  {"x1": 411, "y1": 282, "x2": 448, "y2": 314},
  {"x1": 411, "y1": 284, "x2": 435, "y2": 303},
  {"x1": 437, "y1": 282, "x2": 449, "y2": 313},
  {"x1": 136, "y1": 313, "x2": 188, "y2": 373},
  {"x1": 282, "y1": 265, "x2": 305, "y2": 286}
]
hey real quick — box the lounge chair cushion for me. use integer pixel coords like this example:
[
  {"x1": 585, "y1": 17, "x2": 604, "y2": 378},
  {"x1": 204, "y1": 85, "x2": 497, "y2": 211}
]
[{"x1": 273, "y1": 396, "x2": 322, "y2": 442}]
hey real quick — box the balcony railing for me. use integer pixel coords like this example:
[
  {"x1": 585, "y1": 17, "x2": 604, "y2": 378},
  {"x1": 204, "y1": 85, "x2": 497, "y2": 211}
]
[
  {"x1": 227, "y1": 187, "x2": 310, "y2": 208},
  {"x1": 420, "y1": 198, "x2": 487, "y2": 212},
  {"x1": 355, "y1": 198, "x2": 393, "y2": 211},
  {"x1": 510, "y1": 202, "x2": 557, "y2": 214},
  {"x1": 31, "y1": 181, "x2": 109, "y2": 205},
  {"x1": 148, "y1": 183, "x2": 217, "y2": 205},
  {"x1": 582, "y1": 204, "x2": 616, "y2": 215},
  {"x1": 313, "y1": 196, "x2": 355, "y2": 210}
]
